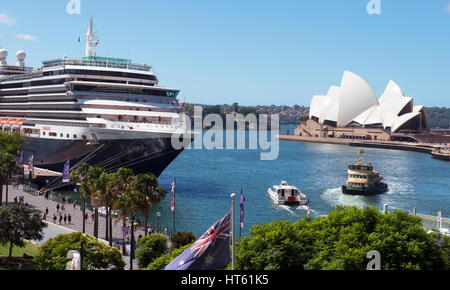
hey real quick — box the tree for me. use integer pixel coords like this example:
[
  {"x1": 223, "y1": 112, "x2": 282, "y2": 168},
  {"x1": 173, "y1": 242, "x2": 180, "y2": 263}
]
[
  {"x1": 34, "y1": 232, "x2": 125, "y2": 270},
  {"x1": 117, "y1": 173, "x2": 140, "y2": 270},
  {"x1": 136, "y1": 234, "x2": 168, "y2": 268},
  {"x1": 0, "y1": 204, "x2": 47, "y2": 258},
  {"x1": 170, "y1": 231, "x2": 196, "y2": 249},
  {"x1": 0, "y1": 152, "x2": 18, "y2": 206},
  {"x1": 93, "y1": 172, "x2": 114, "y2": 244},
  {"x1": 0, "y1": 131, "x2": 25, "y2": 206},
  {"x1": 144, "y1": 243, "x2": 193, "y2": 270},
  {"x1": 110, "y1": 168, "x2": 135, "y2": 255},
  {"x1": 0, "y1": 131, "x2": 27, "y2": 155},
  {"x1": 85, "y1": 166, "x2": 106, "y2": 238},
  {"x1": 236, "y1": 206, "x2": 450, "y2": 270},
  {"x1": 133, "y1": 173, "x2": 165, "y2": 235},
  {"x1": 70, "y1": 162, "x2": 91, "y2": 234}
]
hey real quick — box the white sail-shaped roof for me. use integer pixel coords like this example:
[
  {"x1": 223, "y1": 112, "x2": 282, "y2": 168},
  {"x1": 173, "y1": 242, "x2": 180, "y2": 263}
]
[
  {"x1": 309, "y1": 94, "x2": 326, "y2": 119},
  {"x1": 319, "y1": 86, "x2": 340, "y2": 123},
  {"x1": 308, "y1": 72, "x2": 427, "y2": 133},
  {"x1": 337, "y1": 71, "x2": 378, "y2": 126},
  {"x1": 391, "y1": 112, "x2": 421, "y2": 132}
]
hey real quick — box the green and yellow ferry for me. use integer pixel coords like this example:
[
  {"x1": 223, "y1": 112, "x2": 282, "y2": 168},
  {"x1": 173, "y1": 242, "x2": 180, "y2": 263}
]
[{"x1": 341, "y1": 158, "x2": 388, "y2": 196}]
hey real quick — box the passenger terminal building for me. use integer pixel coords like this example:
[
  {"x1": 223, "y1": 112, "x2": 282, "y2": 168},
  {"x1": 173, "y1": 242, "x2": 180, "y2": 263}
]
[{"x1": 294, "y1": 71, "x2": 442, "y2": 143}]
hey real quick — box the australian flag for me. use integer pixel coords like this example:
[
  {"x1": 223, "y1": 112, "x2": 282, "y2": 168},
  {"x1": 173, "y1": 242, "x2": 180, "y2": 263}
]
[
  {"x1": 164, "y1": 212, "x2": 231, "y2": 270},
  {"x1": 62, "y1": 160, "x2": 70, "y2": 183}
]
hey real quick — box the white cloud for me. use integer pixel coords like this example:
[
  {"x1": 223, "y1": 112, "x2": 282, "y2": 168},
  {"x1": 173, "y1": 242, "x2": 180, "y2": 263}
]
[
  {"x1": 16, "y1": 33, "x2": 39, "y2": 42},
  {"x1": 0, "y1": 11, "x2": 16, "y2": 26},
  {"x1": 446, "y1": 3, "x2": 450, "y2": 13}
]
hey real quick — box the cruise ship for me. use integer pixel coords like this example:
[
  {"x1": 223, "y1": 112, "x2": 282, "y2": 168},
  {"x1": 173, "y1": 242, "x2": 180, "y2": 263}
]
[{"x1": 0, "y1": 19, "x2": 193, "y2": 188}]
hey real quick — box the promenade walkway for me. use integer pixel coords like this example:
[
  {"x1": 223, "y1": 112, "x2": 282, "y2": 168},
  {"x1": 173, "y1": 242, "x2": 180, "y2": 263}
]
[{"x1": 8, "y1": 184, "x2": 148, "y2": 243}]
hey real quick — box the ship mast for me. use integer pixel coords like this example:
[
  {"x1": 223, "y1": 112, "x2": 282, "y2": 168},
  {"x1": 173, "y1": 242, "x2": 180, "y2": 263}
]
[{"x1": 85, "y1": 17, "x2": 97, "y2": 57}]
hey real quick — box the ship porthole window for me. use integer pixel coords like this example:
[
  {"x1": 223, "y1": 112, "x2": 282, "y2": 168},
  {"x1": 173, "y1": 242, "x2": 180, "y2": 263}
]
[
  {"x1": 82, "y1": 135, "x2": 87, "y2": 140},
  {"x1": 60, "y1": 133, "x2": 63, "y2": 137},
  {"x1": 67, "y1": 134, "x2": 69, "y2": 138},
  {"x1": 43, "y1": 132, "x2": 46, "y2": 136},
  {"x1": 73, "y1": 134, "x2": 77, "y2": 139}
]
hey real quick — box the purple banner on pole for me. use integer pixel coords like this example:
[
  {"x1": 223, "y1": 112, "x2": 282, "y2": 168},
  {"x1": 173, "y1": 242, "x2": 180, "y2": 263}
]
[
  {"x1": 240, "y1": 193, "x2": 245, "y2": 228},
  {"x1": 28, "y1": 155, "x2": 34, "y2": 172},
  {"x1": 62, "y1": 160, "x2": 70, "y2": 183},
  {"x1": 17, "y1": 150, "x2": 23, "y2": 167},
  {"x1": 122, "y1": 226, "x2": 131, "y2": 241}
]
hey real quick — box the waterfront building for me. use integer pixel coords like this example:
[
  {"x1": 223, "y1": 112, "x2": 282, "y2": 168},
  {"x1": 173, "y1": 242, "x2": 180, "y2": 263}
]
[{"x1": 294, "y1": 71, "x2": 447, "y2": 143}]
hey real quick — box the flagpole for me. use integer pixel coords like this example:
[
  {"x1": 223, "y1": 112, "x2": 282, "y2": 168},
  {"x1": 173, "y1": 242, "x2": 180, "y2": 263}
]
[
  {"x1": 239, "y1": 188, "x2": 242, "y2": 241},
  {"x1": 173, "y1": 177, "x2": 176, "y2": 235},
  {"x1": 230, "y1": 193, "x2": 236, "y2": 270}
]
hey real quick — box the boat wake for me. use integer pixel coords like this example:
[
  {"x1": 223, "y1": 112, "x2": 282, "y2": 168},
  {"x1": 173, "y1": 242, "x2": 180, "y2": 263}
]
[
  {"x1": 321, "y1": 187, "x2": 376, "y2": 208},
  {"x1": 276, "y1": 204, "x2": 318, "y2": 216}
]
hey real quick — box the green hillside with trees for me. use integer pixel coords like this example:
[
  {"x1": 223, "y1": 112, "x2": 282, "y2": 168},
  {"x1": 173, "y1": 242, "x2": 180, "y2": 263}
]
[{"x1": 425, "y1": 107, "x2": 450, "y2": 129}]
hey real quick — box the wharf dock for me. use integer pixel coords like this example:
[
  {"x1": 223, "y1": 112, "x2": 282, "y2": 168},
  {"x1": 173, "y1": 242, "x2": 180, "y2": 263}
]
[{"x1": 277, "y1": 134, "x2": 435, "y2": 155}]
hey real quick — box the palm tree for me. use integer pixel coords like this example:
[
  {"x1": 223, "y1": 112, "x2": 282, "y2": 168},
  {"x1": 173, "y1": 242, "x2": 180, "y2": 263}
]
[
  {"x1": 85, "y1": 167, "x2": 105, "y2": 238},
  {"x1": 118, "y1": 187, "x2": 141, "y2": 270},
  {"x1": 70, "y1": 162, "x2": 91, "y2": 234},
  {"x1": 133, "y1": 173, "x2": 165, "y2": 235},
  {"x1": 110, "y1": 168, "x2": 135, "y2": 254},
  {"x1": 93, "y1": 172, "x2": 115, "y2": 243}
]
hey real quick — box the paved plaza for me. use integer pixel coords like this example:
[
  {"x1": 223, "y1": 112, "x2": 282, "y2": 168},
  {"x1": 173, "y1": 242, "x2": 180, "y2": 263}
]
[{"x1": 4, "y1": 183, "x2": 155, "y2": 268}]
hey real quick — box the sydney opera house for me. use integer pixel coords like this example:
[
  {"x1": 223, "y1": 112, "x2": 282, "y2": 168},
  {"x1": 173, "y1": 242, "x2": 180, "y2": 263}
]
[{"x1": 294, "y1": 71, "x2": 430, "y2": 142}]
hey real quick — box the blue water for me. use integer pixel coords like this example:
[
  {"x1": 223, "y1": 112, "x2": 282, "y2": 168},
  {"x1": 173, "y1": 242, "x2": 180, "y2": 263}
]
[{"x1": 145, "y1": 125, "x2": 450, "y2": 238}]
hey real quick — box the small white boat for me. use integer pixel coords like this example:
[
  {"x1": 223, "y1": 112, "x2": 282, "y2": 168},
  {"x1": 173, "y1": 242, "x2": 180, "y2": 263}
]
[{"x1": 268, "y1": 181, "x2": 307, "y2": 206}]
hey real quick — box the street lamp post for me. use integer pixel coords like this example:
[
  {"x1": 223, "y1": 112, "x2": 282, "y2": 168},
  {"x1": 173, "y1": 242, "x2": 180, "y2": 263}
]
[
  {"x1": 156, "y1": 212, "x2": 161, "y2": 233},
  {"x1": 130, "y1": 215, "x2": 135, "y2": 271}
]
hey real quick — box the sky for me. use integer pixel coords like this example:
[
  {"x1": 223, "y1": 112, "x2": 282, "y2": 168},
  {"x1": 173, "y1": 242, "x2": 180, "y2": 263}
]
[{"x1": 0, "y1": 0, "x2": 449, "y2": 107}]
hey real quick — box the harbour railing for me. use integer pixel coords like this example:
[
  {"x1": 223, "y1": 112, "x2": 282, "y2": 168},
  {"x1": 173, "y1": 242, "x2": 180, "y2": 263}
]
[{"x1": 383, "y1": 204, "x2": 450, "y2": 233}]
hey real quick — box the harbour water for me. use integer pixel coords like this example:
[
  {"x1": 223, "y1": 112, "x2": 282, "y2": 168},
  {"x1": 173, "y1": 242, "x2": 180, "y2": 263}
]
[
  {"x1": 60, "y1": 125, "x2": 450, "y2": 239},
  {"x1": 153, "y1": 125, "x2": 450, "y2": 238}
]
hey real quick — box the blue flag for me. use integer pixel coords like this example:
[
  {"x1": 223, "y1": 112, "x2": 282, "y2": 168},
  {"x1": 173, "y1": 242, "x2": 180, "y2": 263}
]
[
  {"x1": 164, "y1": 212, "x2": 231, "y2": 270},
  {"x1": 62, "y1": 160, "x2": 70, "y2": 183}
]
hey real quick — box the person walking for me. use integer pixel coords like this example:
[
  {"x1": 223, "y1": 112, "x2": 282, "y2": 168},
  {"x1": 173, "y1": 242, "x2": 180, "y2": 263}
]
[
  {"x1": 56, "y1": 203, "x2": 60, "y2": 212},
  {"x1": 84, "y1": 212, "x2": 88, "y2": 222},
  {"x1": 148, "y1": 224, "x2": 153, "y2": 234},
  {"x1": 59, "y1": 213, "x2": 62, "y2": 224},
  {"x1": 61, "y1": 203, "x2": 65, "y2": 211},
  {"x1": 91, "y1": 211, "x2": 95, "y2": 223},
  {"x1": 73, "y1": 201, "x2": 76, "y2": 209},
  {"x1": 63, "y1": 214, "x2": 67, "y2": 224},
  {"x1": 53, "y1": 214, "x2": 57, "y2": 223},
  {"x1": 45, "y1": 207, "x2": 49, "y2": 216},
  {"x1": 68, "y1": 213, "x2": 72, "y2": 224}
]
